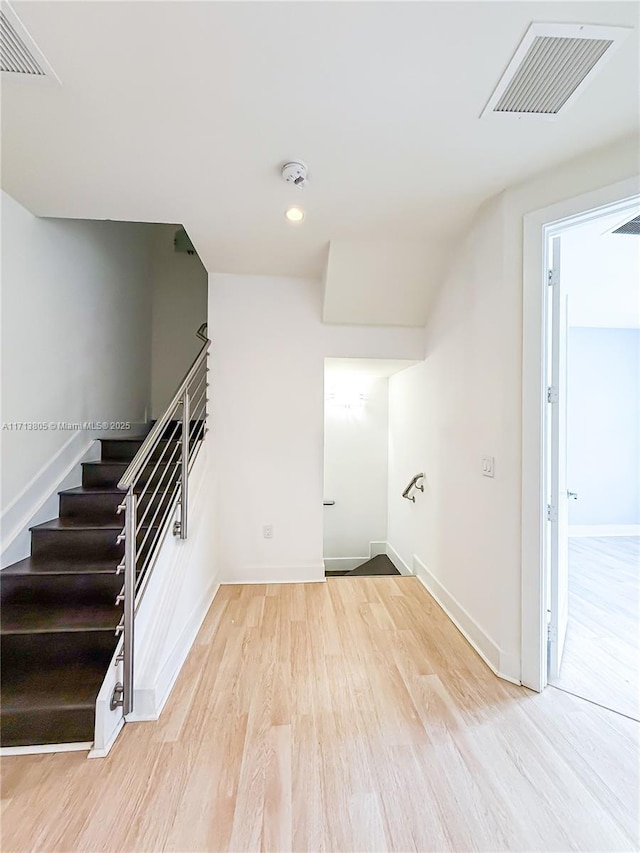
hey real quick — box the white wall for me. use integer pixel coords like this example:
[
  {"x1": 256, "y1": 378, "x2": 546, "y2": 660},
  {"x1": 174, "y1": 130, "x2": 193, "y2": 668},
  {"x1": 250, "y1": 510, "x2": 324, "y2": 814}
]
[
  {"x1": 208, "y1": 273, "x2": 425, "y2": 583},
  {"x1": 323, "y1": 240, "x2": 444, "y2": 327},
  {"x1": 567, "y1": 327, "x2": 640, "y2": 526},
  {"x1": 150, "y1": 225, "x2": 208, "y2": 417},
  {"x1": 387, "y1": 134, "x2": 639, "y2": 684},
  {"x1": 388, "y1": 193, "x2": 515, "y2": 676},
  {"x1": 323, "y1": 373, "x2": 389, "y2": 560},
  {"x1": 1, "y1": 191, "x2": 154, "y2": 514}
]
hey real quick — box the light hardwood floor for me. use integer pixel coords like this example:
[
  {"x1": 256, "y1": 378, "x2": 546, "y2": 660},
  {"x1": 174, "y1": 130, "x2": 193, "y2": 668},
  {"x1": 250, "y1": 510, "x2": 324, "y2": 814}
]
[
  {"x1": 551, "y1": 536, "x2": 640, "y2": 720},
  {"x1": 2, "y1": 576, "x2": 638, "y2": 852}
]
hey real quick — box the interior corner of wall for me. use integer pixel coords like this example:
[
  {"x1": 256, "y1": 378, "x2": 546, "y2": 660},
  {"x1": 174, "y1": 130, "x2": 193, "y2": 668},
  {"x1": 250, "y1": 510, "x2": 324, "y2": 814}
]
[
  {"x1": 411, "y1": 554, "x2": 520, "y2": 684},
  {"x1": 321, "y1": 242, "x2": 333, "y2": 321}
]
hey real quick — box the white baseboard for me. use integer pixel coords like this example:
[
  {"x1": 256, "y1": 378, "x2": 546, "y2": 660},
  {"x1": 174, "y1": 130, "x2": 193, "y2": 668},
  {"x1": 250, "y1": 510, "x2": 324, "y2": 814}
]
[
  {"x1": 323, "y1": 544, "x2": 412, "y2": 576},
  {"x1": 325, "y1": 542, "x2": 400, "y2": 574},
  {"x1": 222, "y1": 563, "x2": 326, "y2": 584},
  {"x1": 324, "y1": 557, "x2": 369, "y2": 572},
  {"x1": 412, "y1": 555, "x2": 521, "y2": 685},
  {"x1": 387, "y1": 544, "x2": 412, "y2": 576},
  {"x1": 87, "y1": 719, "x2": 124, "y2": 759},
  {"x1": 569, "y1": 524, "x2": 640, "y2": 538},
  {"x1": 369, "y1": 541, "x2": 388, "y2": 558},
  {"x1": 1, "y1": 741, "x2": 92, "y2": 757}
]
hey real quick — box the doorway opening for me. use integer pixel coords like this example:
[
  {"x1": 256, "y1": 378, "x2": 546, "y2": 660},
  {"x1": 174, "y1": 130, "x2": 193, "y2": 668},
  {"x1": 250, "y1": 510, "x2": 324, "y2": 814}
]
[
  {"x1": 544, "y1": 200, "x2": 639, "y2": 719},
  {"x1": 323, "y1": 357, "x2": 418, "y2": 577}
]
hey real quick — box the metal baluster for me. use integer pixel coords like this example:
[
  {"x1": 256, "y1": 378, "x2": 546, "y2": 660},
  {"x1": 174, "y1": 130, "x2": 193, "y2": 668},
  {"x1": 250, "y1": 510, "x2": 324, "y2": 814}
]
[
  {"x1": 110, "y1": 340, "x2": 209, "y2": 717},
  {"x1": 180, "y1": 391, "x2": 190, "y2": 539},
  {"x1": 123, "y1": 488, "x2": 137, "y2": 716}
]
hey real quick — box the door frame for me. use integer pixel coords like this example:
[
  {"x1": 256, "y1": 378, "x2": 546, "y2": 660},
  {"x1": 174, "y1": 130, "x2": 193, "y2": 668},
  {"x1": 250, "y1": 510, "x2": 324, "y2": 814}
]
[
  {"x1": 547, "y1": 235, "x2": 570, "y2": 681},
  {"x1": 520, "y1": 177, "x2": 640, "y2": 692}
]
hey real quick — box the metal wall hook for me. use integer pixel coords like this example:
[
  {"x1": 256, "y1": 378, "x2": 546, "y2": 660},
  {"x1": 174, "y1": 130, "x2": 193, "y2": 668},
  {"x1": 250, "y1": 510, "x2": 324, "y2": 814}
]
[{"x1": 402, "y1": 473, "x2": 425, "y2": 502}]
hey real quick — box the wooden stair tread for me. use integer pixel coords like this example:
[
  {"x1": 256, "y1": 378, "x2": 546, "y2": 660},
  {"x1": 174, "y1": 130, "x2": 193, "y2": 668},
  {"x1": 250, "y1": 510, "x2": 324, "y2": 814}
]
[
  {"x1": 30, "y1": 517, "x2": 160, "y2": 532},
  {"x1": 1, "y1": 601, "x2": 120, "y2": 634},
  {"x1": 1, "y1": 661, "x2": 109, "y2": 712},
  {"x1": 60, "y1": 486, "x2": 125, "y2": 495},
  {"x1": 82, "y1": 459, "x2": 177, "y2": 467},
  {"x1": 1, "y1": 557, "x2": 119, "y2": 576},
  {"x1": 31, "y1": 517, "x2": 123, "y2": 532}
]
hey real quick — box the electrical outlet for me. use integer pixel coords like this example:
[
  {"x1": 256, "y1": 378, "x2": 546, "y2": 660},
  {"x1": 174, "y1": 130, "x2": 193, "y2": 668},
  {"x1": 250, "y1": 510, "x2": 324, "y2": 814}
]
[
  {"x1": 263, "y1": 525, "x2": 273, "y2": 539},
  {"x1": 482, "y1": 457, "x2": 495, "y2": 478}
]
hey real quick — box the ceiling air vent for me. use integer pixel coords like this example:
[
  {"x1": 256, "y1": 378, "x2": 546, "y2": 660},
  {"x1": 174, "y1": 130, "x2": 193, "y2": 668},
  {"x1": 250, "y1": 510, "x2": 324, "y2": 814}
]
[
  {"x1": 481, "y1": 23, "x2": 630, "y2": 120},
  {"x1": 612, "y1": 215, "x2": 640, "y2": 236},
  {"x1": 0, "y1": 3, "x2": 59, "y2": 81}
]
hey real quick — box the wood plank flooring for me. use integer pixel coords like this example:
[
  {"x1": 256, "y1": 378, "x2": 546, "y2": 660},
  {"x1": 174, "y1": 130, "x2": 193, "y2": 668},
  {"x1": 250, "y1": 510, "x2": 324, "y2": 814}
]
[
  {"x1": 2, "y1": 576, "x2": 638, "y2": 852},
  {"x1": 551, "y1": 536, "x2": 639, "y2": 720}
]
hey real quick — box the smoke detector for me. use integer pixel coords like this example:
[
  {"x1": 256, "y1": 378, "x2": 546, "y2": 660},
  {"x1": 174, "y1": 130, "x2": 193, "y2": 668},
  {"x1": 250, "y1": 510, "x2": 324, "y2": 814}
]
[{"x1": 281, "y1": 161, "x2": 308, "y2": 187}]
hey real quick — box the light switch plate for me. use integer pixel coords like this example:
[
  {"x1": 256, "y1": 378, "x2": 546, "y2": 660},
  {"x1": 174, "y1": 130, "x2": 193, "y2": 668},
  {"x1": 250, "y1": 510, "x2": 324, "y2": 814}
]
[{"x1": 482, "y1": 457, "x2": 495, "y2": 478}]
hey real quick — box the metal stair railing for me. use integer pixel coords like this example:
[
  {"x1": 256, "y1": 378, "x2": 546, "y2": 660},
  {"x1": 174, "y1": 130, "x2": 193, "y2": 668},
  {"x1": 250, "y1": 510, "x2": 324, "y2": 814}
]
[{"x1": 110, "y1": 339, "x2": 210, "y2": 716}]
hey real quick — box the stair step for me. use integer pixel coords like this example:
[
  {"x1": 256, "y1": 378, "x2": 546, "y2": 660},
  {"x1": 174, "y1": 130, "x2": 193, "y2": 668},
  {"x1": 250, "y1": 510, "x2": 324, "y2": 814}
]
[
  {"x1": 82, "y1": 460, "x2": 179, "y2": 489},
  {"x1": 59, "y1": 487, "x2": 124, "y2": 520},
  {"x1": 1, "y1": 628, "x2": 117, "y2": 671},
  {"x1": 1, "y1": 623, "x2": 119, "y2": 744},
  {"x1": 59, "y1": 486, "x2": 171, "y2": 523},
  {"x1": 0, "y1": 556, "x2": 120, "y2": 575},
  {"x1": 99, "y1": 437, "x2": 179, "y2": 463},
  {"x1": 29, "y1": 517, "x2": 160, "y2": 561},
  {"x1": 1, "y1": 567, "x2": 120, "y2": 607},
  {"x1": 1, "y1": 660, "x2": 110, "y2": 747},
  {"x1": 1, "y1": 600, "x2": 120, "y2": 634},
  {"x1": 30, "y1": 518, "x2": 123, "y2": 561}
]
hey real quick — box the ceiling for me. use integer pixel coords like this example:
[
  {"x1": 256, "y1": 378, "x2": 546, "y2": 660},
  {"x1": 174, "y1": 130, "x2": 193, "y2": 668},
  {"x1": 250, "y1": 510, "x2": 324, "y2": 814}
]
[
  {"x1": 325, "y1": 358, "x2": 420, "y2": 381},
  {"x1": 2, "y1": 1, "x2": 639, "y2": 293}
]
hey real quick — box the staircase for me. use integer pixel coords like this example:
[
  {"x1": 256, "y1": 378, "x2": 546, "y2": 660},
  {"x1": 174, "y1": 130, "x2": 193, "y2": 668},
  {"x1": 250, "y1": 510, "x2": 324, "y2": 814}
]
[
  {"x1": 325, "y1": 554, "x2": 400, "y2": 577},
  {"x1": 0, "y1": 431, "x2": 182, "y2": 748}
]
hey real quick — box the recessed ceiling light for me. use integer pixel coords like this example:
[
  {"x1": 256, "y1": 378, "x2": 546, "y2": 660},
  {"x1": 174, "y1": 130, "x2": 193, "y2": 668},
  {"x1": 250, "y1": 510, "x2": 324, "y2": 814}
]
[{"x1": 285, "y1": 206, "x2": 305, "y2": 223}]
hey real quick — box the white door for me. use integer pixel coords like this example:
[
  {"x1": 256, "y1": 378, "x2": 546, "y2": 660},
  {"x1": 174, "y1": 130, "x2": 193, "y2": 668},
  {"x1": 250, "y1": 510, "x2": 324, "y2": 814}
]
[{"x1": 548, "y1": 236, "x2": 570, "y2": 680}]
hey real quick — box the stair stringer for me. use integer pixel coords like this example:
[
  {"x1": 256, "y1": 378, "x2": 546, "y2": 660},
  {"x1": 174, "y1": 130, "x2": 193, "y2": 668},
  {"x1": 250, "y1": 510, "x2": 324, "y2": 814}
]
[{"x1": 90, "y1": 436, "x2": 219, "y2": 757}]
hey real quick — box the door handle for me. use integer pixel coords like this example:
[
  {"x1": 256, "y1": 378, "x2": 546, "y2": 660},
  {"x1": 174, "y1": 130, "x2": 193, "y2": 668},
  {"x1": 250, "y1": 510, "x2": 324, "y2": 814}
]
[{"x1": 567, "y1": 491, "x2": 578, "y2": 500}]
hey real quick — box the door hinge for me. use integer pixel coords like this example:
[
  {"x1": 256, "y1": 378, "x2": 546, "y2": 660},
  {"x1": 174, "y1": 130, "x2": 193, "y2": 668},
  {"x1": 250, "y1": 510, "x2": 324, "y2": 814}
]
[
  {"x1": 548, "y1": 269, "x2": 559, "y2": 287},
  {"x1": 547, "y1": 503, "x2": 557, "y2": 522},
  {"x1": 547, "y1": 386, "x2": 558, "y2": 404},
  {"x1": 547, "y1": 623, "x2": 557, "y2": 643}
]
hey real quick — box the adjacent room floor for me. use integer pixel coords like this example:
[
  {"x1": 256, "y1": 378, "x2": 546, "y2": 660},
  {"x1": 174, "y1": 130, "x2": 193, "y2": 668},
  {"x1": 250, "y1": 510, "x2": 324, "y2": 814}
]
[
  {"x1": 551, "y1": 536, "x2": 640, "y2": 721},
  {"x1": 2, "y1": 577, "x2": 637, "y2": 852}
]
